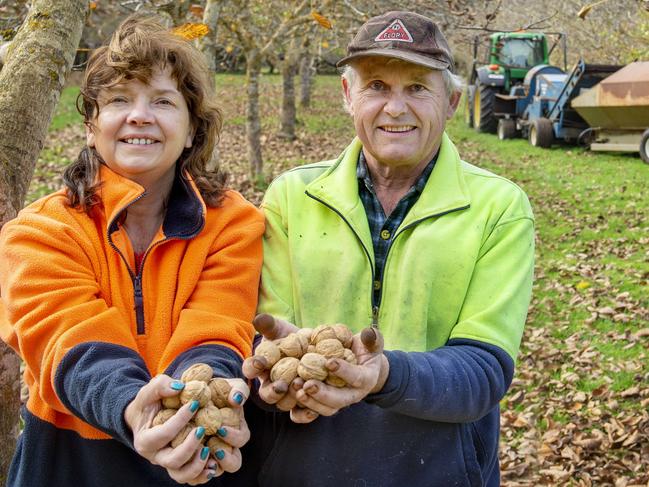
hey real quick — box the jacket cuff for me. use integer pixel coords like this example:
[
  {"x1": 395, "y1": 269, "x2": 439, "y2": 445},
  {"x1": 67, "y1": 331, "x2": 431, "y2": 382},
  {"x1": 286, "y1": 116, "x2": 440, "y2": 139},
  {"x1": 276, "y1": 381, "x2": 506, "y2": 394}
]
[
  {"x1": 364, "y1": 350, "x2": 409, "y2": 408},
  {"x1": 54, "y1": 342, "x2": 150, "y2": 448}
]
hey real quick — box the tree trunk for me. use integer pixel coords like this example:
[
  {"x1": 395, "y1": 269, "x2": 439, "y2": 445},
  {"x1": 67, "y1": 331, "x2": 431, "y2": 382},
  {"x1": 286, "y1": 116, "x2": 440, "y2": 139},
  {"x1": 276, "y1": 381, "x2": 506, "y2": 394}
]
[
  {"x1": 279, "y1": 56, "x2": 298, "y2": 140},
  {"x1": 0, "y1": 0, "x2": 88, "y2": 481},
  {"x1": 246, "y1": 52, "x2": 263, "y2": 179},
  {"x1": 299, "y1": 50, "x2": 315, "y2": 109},
  {"x1": 198, "y1": 0, "x2": 222, "y2": 72}
]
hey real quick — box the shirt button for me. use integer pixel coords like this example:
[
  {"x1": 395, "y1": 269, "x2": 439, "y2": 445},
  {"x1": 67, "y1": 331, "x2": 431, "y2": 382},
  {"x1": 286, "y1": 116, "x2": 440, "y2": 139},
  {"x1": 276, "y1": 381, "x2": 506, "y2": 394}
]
[
  {"x1": 373, "y1": 280, "x2": 381, "y2": 291},
  {"x1": 380, "y1": 229, "x2": 391, "y2": 240}
]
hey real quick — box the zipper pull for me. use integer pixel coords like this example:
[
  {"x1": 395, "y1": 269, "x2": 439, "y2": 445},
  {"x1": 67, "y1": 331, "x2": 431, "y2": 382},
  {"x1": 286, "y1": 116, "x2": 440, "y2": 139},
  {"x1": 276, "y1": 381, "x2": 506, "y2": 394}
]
[
  {"x1": 133, "y1": 275, "x2": 145, "y2": 334},
  {"x1": 372, "y1": 306, "x2": 379, "y2": 326}
]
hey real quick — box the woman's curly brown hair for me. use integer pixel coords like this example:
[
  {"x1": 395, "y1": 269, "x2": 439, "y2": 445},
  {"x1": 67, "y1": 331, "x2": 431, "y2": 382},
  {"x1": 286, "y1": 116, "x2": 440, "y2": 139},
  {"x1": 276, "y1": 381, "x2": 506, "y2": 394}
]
[{"x1": 64, "y1": 15, "x2": 225, "y2": 211}]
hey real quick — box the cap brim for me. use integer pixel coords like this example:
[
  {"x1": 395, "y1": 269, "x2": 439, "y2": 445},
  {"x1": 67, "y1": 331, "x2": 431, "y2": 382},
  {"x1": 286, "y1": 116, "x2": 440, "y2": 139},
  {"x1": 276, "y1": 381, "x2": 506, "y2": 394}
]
[{"x1": 336, "y1": 48, "x2": 450, "y2": 71}]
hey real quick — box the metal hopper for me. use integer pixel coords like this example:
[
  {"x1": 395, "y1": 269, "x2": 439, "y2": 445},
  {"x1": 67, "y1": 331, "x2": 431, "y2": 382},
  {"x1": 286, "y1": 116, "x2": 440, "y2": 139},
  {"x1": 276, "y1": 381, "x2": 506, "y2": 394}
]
[{"x1": 571, "y1": 62, "x2": 649, "y2": 162}]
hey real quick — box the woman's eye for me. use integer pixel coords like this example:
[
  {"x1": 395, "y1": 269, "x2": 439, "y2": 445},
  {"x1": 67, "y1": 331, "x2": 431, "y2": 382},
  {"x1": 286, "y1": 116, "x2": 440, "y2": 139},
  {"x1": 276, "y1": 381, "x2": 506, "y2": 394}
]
[{"x1": 156, "y1": 98, "x2": 174, "y2": 106}]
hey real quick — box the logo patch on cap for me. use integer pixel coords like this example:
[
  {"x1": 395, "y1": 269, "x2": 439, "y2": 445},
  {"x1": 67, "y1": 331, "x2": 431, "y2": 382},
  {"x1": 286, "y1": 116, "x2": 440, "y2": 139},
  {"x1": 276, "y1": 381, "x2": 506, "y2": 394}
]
[{"x1": 374, "y1": 19, "x2": 413, "y2": 43}]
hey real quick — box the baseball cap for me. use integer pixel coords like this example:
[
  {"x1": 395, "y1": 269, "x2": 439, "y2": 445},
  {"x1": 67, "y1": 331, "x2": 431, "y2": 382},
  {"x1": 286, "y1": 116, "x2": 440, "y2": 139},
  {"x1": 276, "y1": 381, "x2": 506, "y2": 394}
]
[{"x1": 336, "y1": 11, "x2": 455, "y2": 72}]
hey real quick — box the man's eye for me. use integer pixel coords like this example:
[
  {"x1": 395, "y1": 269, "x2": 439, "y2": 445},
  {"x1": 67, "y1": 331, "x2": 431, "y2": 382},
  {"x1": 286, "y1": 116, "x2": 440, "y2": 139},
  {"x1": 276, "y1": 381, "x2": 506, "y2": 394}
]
[
  {"x1": 369, "y1": 81, "x2": 385, "y2": 90},
  {"x1": 410, "y1": 84, "x2": 426, "y2": 92}
]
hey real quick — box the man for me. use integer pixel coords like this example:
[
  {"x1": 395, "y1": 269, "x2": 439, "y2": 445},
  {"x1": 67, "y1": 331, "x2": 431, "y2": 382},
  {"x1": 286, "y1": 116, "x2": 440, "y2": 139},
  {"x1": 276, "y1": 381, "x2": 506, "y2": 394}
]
[{"x1": 242, "y1": 11, "x2": 534, "y2": 486}]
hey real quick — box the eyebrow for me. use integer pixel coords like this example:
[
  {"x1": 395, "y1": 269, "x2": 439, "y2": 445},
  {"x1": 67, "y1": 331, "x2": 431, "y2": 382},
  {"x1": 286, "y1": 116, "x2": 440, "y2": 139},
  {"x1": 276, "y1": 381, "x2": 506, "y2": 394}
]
[{"x1": 104, "y1": 85, "x2": 181, "y2": 97}]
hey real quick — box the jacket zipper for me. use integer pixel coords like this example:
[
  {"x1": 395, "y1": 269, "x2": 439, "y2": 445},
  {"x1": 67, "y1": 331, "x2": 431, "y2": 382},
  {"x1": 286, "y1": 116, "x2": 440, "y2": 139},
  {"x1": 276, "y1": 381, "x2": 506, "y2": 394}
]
[{"x1": 305, "y1": 191, "x2": 377, "y2": 326}]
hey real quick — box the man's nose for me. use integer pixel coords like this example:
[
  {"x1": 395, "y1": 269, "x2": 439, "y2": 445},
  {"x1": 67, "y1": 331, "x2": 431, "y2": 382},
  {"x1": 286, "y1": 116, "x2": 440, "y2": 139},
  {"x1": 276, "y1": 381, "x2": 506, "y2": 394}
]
[
  {"x1": 383, "y1": 91, "x2": 407, "y2": 117},
  {"x1": 126, "y1": 99, "x2": 154, "y2": 125}
]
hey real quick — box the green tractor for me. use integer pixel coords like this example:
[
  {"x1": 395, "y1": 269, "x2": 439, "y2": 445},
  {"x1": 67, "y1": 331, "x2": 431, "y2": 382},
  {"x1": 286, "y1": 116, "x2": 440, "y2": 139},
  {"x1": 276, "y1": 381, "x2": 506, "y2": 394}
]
[{"x1": 465, "y1": 31, "x2": 566, "y2": 133}]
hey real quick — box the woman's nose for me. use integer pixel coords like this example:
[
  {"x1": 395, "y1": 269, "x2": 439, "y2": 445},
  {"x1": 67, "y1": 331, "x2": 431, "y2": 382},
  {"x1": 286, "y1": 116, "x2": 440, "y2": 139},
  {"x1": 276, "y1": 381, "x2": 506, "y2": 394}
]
[{"x1": 126, "y1": 99, "x2": 154, "y2": 125}]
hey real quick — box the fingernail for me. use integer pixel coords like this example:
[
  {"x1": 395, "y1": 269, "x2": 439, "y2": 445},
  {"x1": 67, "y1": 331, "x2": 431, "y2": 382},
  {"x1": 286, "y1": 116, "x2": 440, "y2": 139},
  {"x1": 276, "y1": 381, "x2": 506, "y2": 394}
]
[
  {"x1": 200, "y1": 446, "x2": 210, "y2": 460},
  {"x1": 326, "y1": 360, "x2": 340, "y2": 371},
  {"x1": 195, "y1": 426, "x2": 205, "y2": 439},
  {"x1": 217, "y1": 427, "x2": 227, "y2": 437},
  {"x1": 306, "y1": 409, "x2": 317, "y2": 418},
  {"x1": 170, "y1": 380, "x2": 185, "y2": 391},
  {"x1": 190, "y1": 400, "x2": 200, "y2": 412},
  {"x1": 253, "y1": 358, "x2": 266, "y2": 370},
  {"x1": 306, "y1": 384, "x2": 319, "y2": 395},
  {"x1": 208, "y1": 462, "x2": 217, "y2": 470},
  {"x1": 233, "y1": 392, "x2": 243, "y2": 404},
  {"x1": 215, "y1": 449, "x2": 225, "y2": 460}
]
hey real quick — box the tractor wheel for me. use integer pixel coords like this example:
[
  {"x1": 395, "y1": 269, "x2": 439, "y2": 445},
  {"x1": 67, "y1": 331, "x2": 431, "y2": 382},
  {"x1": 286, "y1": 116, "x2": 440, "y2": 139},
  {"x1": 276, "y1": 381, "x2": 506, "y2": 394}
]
[
  {"x1": 529, "y1": 118, "x2": 554, "y2": 148},
  {"x1": 497, "y1": 119, "x2": 517, "y2": 140},
  {"x1": 463, "y1": 85, "x2": 475, "y2": 128},
  {"x1": 640, "y1": 129, "x2": 649, "y2": 164},
  {"x1": 473, "y1": 83, "x2": 497, "y2": 133}
]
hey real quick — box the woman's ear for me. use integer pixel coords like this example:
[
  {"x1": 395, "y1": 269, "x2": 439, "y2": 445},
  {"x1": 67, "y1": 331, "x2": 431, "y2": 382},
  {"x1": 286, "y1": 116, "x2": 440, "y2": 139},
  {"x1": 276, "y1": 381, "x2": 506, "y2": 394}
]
[
  {"x1": 185, "y1": 123, "x2": 195, "y2": 148},
  {"x1": 85, "y1": 122, "x2": 96, "y2": 147}
]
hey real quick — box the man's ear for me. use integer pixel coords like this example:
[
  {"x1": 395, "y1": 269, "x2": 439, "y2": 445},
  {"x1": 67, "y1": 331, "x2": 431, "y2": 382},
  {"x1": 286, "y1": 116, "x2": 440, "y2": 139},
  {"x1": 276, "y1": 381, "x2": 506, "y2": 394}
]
[
  {"x1": 342, "y1": 77, "x2": 354, "y2": 116},
  {"x1": 446, "y1": 91, "x2": 462, "y2": 120}
]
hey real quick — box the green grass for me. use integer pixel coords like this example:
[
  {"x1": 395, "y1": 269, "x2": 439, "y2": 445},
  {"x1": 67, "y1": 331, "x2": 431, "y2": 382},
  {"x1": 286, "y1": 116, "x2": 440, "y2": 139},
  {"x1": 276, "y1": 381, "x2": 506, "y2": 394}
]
[{"x1": 50, "y1": 86, "x2": 82, "y2": 131}]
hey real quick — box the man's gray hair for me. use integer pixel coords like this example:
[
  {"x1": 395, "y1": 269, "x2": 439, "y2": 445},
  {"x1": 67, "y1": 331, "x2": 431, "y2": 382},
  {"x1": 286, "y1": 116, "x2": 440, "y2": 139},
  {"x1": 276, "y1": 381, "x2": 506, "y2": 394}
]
[{"x1": 341, "y1": 62, "x2": 464, "y2": 114}]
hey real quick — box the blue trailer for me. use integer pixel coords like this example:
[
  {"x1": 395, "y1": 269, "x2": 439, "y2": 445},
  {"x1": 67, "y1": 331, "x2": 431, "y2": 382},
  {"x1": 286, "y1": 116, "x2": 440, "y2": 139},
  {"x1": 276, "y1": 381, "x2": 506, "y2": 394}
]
[{"x1": 494, "y1": 60, "x2": 621, "y2": 147}]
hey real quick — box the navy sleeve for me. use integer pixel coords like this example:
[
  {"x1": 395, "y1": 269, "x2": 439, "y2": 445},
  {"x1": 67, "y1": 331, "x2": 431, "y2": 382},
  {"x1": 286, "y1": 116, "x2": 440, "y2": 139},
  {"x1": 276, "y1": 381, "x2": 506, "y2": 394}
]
[
  {"x1": 365, "y1": 338, "x2": 514, "y2": 422},
  {"x1": 54, "y1": 342, "x2": 151, "y2": 447},
  {"x1": 163, "y1": 344, "x2": 245, "y2": 380}
]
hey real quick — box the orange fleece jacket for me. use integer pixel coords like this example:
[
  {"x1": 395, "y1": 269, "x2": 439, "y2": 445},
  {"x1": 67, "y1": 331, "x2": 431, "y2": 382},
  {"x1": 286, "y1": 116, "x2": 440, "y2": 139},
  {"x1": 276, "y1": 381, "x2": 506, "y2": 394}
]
[{"x1": 0, "y1": 165, "x2": 264, "y2": 439}]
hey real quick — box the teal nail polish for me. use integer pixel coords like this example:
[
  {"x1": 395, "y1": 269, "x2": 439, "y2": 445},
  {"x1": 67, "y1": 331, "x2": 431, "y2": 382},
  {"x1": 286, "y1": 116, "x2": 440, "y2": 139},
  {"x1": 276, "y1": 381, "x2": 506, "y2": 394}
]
[
  {"x1": 233, "y1": 392, "x2": 243, "y2": 405},
  {"x1": 215, "y1": 449, "x2": 225, "y2": 460},
  {"x1": 200, "y1": 446, "x2": 210, "y2": 460},
  {"x1": 207, "y1": 473, "x2": 215, "y2": 479},
  {"x1": 189, "y1": 400, "x2": 200, "y2": 412},
  {"x1": 216, "y1": 427, "x2": 227, "y2": 437},
  {"x1": 170, "y1": 380, "x2": 185, "y2": 391},
  {"x1": 195, "y1": 426, "x2": 205, "y2": 439}
]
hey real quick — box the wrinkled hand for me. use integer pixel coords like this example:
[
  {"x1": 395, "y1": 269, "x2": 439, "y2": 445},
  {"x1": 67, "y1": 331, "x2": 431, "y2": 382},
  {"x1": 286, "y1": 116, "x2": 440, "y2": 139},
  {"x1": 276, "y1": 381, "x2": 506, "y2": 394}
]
[
  {"x1": 124, "y1": 375, "x2": 251, "y2": 484},
  {"x1": 242, "y1": 314, "x2": 319, "y2": 422},
  {"x1": 295, "y1": 326, "x2": 389, "y2": 418}
]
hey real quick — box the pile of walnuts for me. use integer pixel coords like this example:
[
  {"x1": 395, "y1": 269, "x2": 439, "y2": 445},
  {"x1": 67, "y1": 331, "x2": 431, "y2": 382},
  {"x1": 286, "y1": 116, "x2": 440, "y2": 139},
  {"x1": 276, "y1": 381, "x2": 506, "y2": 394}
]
[
  {"x1": 152, "y1": 363, "x2": 237, "y2": 454},
  {"x1": 254, "y1": 324, "x2": 357, "y2": 387}
]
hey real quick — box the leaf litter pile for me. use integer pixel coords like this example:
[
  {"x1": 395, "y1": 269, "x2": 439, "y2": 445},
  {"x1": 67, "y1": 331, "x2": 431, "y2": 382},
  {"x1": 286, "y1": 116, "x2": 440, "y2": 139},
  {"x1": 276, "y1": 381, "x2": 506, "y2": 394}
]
[{"x1": 30, "y1": 74, "x2": 647, "y2": 486}]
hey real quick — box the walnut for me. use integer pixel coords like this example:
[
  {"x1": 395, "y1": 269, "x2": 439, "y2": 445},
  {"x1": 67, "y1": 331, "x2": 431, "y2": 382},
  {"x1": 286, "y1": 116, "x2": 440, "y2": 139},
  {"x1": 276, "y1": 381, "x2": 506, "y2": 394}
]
[
  {"x1": 297, "y1": 353, "x2": 328, "y2": 381},
  {"x1": 343, "y1": 348, "x2": 357, "y2": 365},
  {"x1": 171, "y1": 422, "x2": 195, "y2": 448},
  {"x1": 307, "y1": 344, "x2": 316, "y2": 354},
  {"x1": 310, "y1": 325, "x2": 338, "y2": 345},
  {"x1": 194, "y1": 403, "x2": 222, "y2": 436},
  {"x1": 296, "y1": 327, "x2": 314, "y2": 343},
  {"x1": 207, "y1": 436, "x2": 230, "y2": 455},
  {"x1": 325, "y1": 373, "x2": 347, "y2": 388},
  {"x1": 278, "y1": 333, "x2": 307, "y2": 358},
  {"x1": 209, "y1": 378, "x2": 232, "y2": 408},
  {"x1": 254, "y1": 340, "x2": 281, "y2": 368},
  {"x1": 315, "y1": 338, "x2": 345, "y2": 359},
  {"x1": 162, "y1": 394, "x2": 181, "y2": 409},
  {"x1": 180, "y1": 380, "x2": 212, "y2": 408},
  {"x1": 152, "y1": 408, "x2": 176, "y2": 426},
  {"x1": 332, "y1": 323, "x2": 353, "y2": 348},
  {"x1": 219, "y1": 407, "x2": 240, "y2": 427},
  {"x1": 181, "y1": 363, "x2": 213, "y2": 384},
  {"x1": 270, "y1": 356, "x2": 300, "y2": 383}
]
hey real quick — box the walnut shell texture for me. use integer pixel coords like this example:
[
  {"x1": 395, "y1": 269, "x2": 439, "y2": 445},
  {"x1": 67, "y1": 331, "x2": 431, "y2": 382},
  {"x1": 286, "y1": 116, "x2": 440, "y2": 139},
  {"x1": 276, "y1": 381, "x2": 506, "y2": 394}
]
[
  {"x1": 315, "y1": 338, "x2": 345, "y2": 359},
  {"x1": 310, "y1": 325, "x2": 338, "y2": 345},
  {"x1": 270, "y1": 356, "x2": 300, "y2": 383},
  {"x1": 254, "y1": 340, "x2": 282, "y2": 368},
  {"x1": 152, "y1": 408, "x2": 176, "y2": 426},
  {"x1": 219, "y1": 407, "x2": 240, "y2": 427},
  {"x1": 180, "y1": 380, "x2": 212, "y2": 408},
  {"x1": 194, "y1": 403, "x2": 222, "y2": 436},
  {"x1": 278, "y1": 333, "x2": 307, "y2": 358},
  {"x1": 332, "y1": 323, "x2": 354, "y2": 348},
  {"x1": 162, "y1": 394, "x2": 181, "y2": 409},
  {"x1": 181, "y1": 363, "x2": 213, "y2": 384},
  {"x1": 209, "y1": 378, "x2": 232, "y2": 408},
  {"x1": 297, "y1": 353, "x2": 328, "y2": 381}
]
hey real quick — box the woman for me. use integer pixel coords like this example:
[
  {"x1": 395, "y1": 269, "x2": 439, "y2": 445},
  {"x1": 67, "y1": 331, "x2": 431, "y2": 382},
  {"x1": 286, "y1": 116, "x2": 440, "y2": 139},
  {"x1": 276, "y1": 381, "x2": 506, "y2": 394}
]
[{"x1": 0, "y1": 16, "x2": 263, "y2": 486}]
